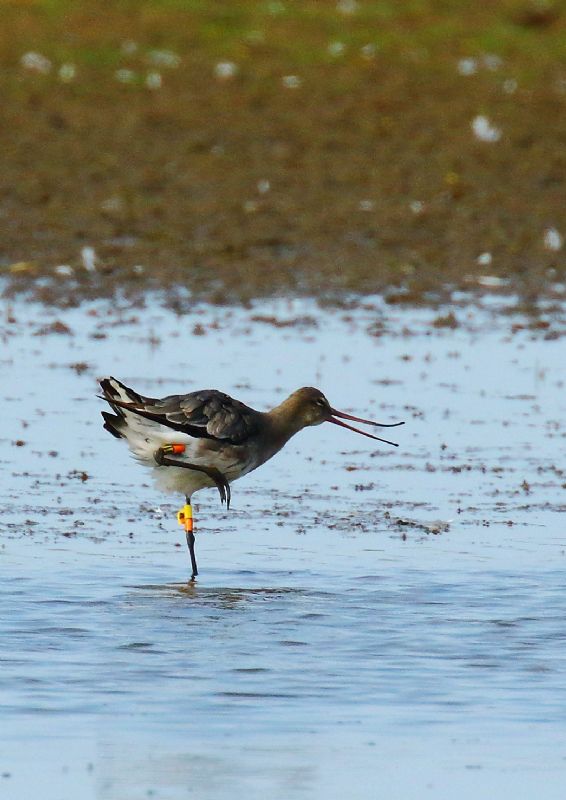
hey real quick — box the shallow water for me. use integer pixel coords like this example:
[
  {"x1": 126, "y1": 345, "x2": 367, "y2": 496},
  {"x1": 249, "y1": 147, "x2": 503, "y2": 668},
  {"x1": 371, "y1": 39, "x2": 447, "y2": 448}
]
[{"x1": 1, "y1": 295, "x2": 565, "y2": 799}]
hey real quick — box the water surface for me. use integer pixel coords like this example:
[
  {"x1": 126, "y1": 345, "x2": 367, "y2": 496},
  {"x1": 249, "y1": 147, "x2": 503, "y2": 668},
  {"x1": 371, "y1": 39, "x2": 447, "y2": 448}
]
[{"x1": 1, "y1": 295, "x2": 565, "y2": 799}]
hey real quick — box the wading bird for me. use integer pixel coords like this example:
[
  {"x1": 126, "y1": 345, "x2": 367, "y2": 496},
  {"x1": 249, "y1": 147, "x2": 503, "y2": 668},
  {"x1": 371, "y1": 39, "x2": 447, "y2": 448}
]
[{"x1": 99, "y1": 378, "x2": 404, "y2": 580}]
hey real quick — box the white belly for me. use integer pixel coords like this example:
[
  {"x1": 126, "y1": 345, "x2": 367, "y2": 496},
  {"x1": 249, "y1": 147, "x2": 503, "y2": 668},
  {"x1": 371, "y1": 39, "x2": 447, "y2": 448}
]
[{"x1": 119, "y1": 409, "x2": 255, "y2": 498}]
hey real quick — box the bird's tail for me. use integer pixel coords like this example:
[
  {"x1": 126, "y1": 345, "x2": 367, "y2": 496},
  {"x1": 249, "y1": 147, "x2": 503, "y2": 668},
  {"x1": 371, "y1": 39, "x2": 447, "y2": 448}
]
[
  {"x1": 101, "y1": 410, "x2": 123, "y2": 439},
  {"x1": 99, "y1": 377, "x2": 147, "y2": 439}
]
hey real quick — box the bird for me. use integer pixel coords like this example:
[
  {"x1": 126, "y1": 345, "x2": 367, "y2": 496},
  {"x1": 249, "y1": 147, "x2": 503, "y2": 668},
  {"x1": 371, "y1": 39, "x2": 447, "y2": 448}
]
[{"x1": 99, "y1": 377, "x2": 404, "y2": 580}]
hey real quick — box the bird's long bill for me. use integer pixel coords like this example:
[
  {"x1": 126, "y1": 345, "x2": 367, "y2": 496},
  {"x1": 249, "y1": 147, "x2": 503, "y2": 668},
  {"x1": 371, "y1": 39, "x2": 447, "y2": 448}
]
[{"x1": 328, "y1": 408, "x2": 405, "y2": 447}]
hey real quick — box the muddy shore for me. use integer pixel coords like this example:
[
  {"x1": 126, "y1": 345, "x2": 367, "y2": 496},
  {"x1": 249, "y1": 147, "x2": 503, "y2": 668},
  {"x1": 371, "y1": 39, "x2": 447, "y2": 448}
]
[{"x1": 1, "y1": 1, "x2": 564, "y2": 307}]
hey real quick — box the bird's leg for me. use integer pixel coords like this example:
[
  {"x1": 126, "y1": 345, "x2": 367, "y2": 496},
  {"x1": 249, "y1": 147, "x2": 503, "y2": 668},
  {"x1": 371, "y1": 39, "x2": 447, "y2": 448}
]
[
  {"x1": 177, "y1": 496, "x2": 197, "y2": 580},
  {"x1": 154, "y1": 446, "x2": 231, "y2": 508},
  {"x1": 203, "y1": 466, "x2": 231, "y2": 510}
]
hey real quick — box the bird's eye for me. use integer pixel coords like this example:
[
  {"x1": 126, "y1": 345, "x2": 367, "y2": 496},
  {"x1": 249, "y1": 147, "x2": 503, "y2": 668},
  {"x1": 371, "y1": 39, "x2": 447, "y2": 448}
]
[{"x1": 316, "y1": 398, "x2": 326, "y2": 407}]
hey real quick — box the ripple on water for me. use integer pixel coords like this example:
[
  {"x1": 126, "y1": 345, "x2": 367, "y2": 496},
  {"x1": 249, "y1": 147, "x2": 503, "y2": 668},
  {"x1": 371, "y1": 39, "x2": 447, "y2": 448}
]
[{"x1": 1, "y1": 296, "x2": 566, "y2": 797}]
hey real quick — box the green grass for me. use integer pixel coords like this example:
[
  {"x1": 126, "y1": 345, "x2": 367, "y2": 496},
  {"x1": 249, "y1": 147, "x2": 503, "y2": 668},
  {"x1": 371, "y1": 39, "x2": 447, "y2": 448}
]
[{"x1": 4, "y1": 0, "x2": 564, "y2": 69}]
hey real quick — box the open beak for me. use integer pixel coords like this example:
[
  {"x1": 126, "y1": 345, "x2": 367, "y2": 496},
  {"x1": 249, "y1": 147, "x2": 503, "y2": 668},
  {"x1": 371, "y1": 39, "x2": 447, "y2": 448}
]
[{"x1": 327, "y1": 408, "x2": 405, "y2": 447}]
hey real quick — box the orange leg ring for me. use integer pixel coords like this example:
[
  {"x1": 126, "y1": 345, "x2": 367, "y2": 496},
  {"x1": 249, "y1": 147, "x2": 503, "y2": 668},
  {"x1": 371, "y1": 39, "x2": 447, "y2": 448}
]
[{"x1": 164, "y1": 443, "x2": 186, "y2": 455}]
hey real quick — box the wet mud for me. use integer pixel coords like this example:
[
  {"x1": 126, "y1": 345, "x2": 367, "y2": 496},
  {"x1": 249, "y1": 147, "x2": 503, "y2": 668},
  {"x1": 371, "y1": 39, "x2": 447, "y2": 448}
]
[{"x1": 1, "y1": 2, "x2": 565, "y2": 307}]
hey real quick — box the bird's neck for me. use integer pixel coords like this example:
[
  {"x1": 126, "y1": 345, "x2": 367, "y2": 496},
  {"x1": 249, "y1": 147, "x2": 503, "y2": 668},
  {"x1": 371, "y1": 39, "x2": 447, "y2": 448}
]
[{"x1": 263, "y1": 396, "x2": 306, "y2": 454}]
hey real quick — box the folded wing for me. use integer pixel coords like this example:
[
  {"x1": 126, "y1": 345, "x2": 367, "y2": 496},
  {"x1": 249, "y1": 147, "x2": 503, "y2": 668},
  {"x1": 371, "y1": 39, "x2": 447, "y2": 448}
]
[{"x1": 100, "y1": 378, "x2": 261, "y2": 445}]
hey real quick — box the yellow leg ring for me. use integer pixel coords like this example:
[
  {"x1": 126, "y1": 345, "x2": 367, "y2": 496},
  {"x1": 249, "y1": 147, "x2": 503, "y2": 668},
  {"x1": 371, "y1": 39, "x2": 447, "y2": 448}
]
[{"x1": 177, "y1": 504, "x2": 193, "y2": 534}]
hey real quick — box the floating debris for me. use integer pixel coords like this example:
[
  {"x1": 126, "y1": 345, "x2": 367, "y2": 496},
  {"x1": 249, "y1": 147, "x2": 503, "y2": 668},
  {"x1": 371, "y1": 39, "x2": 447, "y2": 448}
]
[
  {"x1": 337, "y1": 0, "x2": 358, "y2": 14},
  {"x1": 472, "y1": 115, "x2": 502, "y2": 142},
  {"x1": 359, "y1": 200, "x2": 375, "y2": 211},
  {"x1": 215, "y1": 61, "x2": 238, "y2": 80},
  {"x1": 68, "y1": 470, "x2": 89, "y2": 482},
  {"x1": 249, "y1": 314, "x2": 318, "y2": 328},
  {"x1": 482, "y1": 53, "x2": 502, "y2": 71},
  {"x1": 21, "y1": 52, "x2": 52, "y2": 74},
  {"x1": 282, "y1": 75, "x2": 302, "y2": 89},
  {"x1": 328, "y1": 41, "x2": 346, "y2": 57},
  {"x1": 458, "y1": 55, "x2": 501, "y2": 75},
  {"x1": 58, "y1": 63, "x2": 76, "y2": 83},
  {"x1": 145, "y1": 71, "x2": 162, "y2": 90},
  {"x1": 503, "y1": 79, "x2": 518, "y2": 94},
  {"x1": 54, "y1": 265, "x2": 74, "y2": 277},
  {"x1": 115, "y1": 69, "x2": 137, "y2": 84},
  {"x1": 409, "y1": 200, "x2": 424, "y2": 215},
  {"x1": 81, "y1": 246, "x2": 97, "y2": 272},
  {"x1": 100, "y1": 196, "x2": 124, "y2": 215},
  {"x1": 34, "y1": 320, "x2": 73, "y2": 336},
  {"x1": 390, "y1": 516, "x2": 451, "y2": 535},
  {"x1": 458, "y1": 58, "x2": 477, "y2": 76},
  {"x1": 121, "y1": 40, "x2": 138, "y2": 56},
  {"x1": 69, "y1": 362, "x2": 89, "y2": 374},
  {"x1": 360, "y1": 43, "x2": 378, "y2": 60},
  {"x1": 147, "y1": 49, "x2": 180, "y2": 68},
  {"x1": 257, "y1": 179, "x2": 271, "y2": 194},
  {"x1": 432, "y1": 312, "x2": 458, "y2": 329},
  {"x1": 476, "y1": 252, "x2": 493, "y2": 266},
  {"x1": 544, "y1": 227, "x2": 563, "y2": 252},
  {"x1": 475, "y1": 275, "x2": 507, "y2": 288}
]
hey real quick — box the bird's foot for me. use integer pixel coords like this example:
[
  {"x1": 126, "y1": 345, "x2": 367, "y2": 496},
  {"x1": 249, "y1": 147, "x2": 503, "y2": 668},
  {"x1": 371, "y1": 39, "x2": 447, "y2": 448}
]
[
  {"x1": 202, "y1": 466, "x2": 231, "y2": 509},
  {"x1": 155, "y1": 449, "x2": 231, "y2": 509}
]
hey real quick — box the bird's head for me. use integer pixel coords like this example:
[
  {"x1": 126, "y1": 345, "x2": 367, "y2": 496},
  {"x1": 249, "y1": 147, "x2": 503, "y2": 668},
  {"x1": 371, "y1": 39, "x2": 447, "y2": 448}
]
[
  {"x1": 288, "y1": 387, "x2": 405, "y2": 446},
  {"x1": 289, "y1": 387, "x2": 333, "y2": 427}
]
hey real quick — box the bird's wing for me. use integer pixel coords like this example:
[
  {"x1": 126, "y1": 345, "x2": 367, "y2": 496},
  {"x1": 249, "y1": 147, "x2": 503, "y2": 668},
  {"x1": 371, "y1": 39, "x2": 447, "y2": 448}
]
[
  {"x1": 151, "y1": 390, "x2": 261, "y2": 444},
  {"x1": 101, "y1": 380, "x2": 261, "y2": 445}
]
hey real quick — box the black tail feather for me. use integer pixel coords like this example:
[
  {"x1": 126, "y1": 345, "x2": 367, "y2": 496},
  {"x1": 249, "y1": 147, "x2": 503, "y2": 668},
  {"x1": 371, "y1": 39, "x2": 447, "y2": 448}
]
[
  {"x1": 106, "y1": 396, "x2": 213, "y2": 439},
  {"x1": 99, "y1": 377, "x2": 146, "y2": 439},
  {"x1": 101, "y1": 411, "x2": 124, "y2": 439},
  {"x1": 99, "y1": 377, "x2": 145, "y2": 404}
]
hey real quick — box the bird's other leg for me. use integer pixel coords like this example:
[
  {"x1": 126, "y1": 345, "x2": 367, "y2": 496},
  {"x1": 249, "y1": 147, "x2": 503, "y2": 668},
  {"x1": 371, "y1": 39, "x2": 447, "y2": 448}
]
[
  {"x1": 154, "y1": 446, "x2": 231, "y2": 509},
  {"x1": 181, "y1": 495, "x2": 198, "y2": 580}
]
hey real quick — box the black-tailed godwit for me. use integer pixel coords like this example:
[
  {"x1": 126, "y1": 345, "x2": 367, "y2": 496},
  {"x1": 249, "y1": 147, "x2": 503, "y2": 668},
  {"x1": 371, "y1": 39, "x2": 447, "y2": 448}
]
[{"x1": 99, "y1": 378, "x2": 404, "y2": 579}]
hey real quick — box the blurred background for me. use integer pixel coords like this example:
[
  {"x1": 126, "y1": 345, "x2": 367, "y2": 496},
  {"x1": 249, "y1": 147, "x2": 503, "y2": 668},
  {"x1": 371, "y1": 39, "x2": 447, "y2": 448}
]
[{"x1": 0, "y1": 0, "x2": 564, "y2": 305}]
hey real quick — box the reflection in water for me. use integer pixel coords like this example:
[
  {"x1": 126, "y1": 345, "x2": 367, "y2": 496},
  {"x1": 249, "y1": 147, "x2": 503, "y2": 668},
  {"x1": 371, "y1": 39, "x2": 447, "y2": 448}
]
[
  {"x1": 130, "y1": 582, "x2": 304, "y2": 609},
  {"x1": 96, "y1": 742, "x2": 317, "y2": 800}
]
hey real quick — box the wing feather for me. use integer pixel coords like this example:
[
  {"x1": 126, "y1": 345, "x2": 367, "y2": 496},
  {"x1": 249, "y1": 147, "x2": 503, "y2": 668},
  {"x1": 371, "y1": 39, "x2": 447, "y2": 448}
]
[
  {"x1": 158, "y1": 390, "x2": 260, "y2": 443},
  {"x1": 100, "y1": 380, "x2": 261, "y2": 445}
]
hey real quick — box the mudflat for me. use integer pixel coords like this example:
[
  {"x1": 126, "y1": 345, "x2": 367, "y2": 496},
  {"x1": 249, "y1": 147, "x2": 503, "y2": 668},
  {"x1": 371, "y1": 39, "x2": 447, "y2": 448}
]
[{"x1": 1, "y1": 1, "x2": 564, "y2": 306}]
